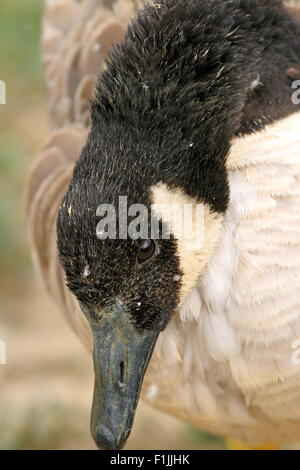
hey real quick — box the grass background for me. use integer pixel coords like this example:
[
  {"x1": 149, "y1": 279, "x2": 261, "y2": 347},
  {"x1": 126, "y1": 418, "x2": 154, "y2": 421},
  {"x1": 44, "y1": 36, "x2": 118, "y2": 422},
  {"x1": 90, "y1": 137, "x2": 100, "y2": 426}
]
[{"x1": 0, "y1": 0, "x2": 226, "y2": 450}]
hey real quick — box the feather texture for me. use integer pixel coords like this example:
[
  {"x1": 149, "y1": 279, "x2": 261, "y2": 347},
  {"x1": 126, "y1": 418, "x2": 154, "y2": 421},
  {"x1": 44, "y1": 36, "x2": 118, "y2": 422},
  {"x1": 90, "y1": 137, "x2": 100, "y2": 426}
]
[
  {"x1": 27, "y1": 0, "x2": 300, "y2": 445},
  {"x1": 144, "y1": 112, "x2": 300, "y2": 444}
]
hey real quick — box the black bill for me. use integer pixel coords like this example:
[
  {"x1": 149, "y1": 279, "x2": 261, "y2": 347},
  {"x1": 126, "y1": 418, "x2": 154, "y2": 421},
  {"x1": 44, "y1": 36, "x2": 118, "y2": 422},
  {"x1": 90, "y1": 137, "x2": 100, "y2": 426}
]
[{"x1": 89, "y1": 303, "x2": 159, "y2": 450}]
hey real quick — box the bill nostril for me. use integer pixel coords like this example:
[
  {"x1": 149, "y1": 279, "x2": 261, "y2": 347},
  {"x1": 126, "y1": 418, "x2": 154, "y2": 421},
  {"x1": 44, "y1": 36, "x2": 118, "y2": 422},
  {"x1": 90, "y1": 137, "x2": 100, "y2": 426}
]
[{"x1": 119, "y1": 361, "x2": 125, "y2": 386}]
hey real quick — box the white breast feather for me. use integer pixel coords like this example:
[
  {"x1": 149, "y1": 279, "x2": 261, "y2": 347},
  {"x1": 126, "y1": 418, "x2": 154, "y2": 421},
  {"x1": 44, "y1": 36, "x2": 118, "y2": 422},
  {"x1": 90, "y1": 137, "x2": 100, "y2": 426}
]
[{"x1": 143, "y1": 112, "x2": 300, "y2": 444}]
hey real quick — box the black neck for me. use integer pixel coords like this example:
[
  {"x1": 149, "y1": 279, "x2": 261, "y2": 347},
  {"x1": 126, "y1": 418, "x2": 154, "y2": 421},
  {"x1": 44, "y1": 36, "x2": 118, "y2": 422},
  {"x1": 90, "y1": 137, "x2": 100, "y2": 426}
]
[{"x1": 88, "y1": 0, "x2": 300, "y2": 213}]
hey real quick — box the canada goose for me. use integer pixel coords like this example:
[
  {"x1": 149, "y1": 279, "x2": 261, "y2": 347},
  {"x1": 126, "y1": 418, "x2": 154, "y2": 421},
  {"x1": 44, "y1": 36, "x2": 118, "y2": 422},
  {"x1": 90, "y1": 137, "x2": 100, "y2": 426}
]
[{"x1": 27, "y1": 0, "x2": 300, "y2": 450}]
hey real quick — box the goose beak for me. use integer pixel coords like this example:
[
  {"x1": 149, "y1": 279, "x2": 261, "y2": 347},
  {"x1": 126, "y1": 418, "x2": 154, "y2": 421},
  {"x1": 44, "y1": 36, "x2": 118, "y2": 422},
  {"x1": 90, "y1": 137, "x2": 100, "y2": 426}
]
[{"x1": 89, "y1": 303, "x2": 159, "y2": 450}]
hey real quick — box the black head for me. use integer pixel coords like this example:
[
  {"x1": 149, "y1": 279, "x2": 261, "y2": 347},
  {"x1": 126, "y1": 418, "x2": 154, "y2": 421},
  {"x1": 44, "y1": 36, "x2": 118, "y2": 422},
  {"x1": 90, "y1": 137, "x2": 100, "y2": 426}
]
[{"x1": 57, "y1": 125, "x2": 183, "y2": 332}]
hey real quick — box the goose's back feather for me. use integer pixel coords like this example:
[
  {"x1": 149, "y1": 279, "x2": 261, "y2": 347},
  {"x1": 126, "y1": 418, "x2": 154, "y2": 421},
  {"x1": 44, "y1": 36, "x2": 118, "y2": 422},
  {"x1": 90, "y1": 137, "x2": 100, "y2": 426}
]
[{"x1": 42, "y1": 0, "x2": 145, "y2": 128}]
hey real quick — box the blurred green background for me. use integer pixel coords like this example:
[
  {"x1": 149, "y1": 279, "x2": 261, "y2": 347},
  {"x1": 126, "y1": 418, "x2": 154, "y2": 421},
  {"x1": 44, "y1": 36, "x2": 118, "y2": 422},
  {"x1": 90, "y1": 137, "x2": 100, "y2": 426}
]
[
  {"x1": 0, "y1": 0, "x2": 44, "y2": 282},
  {"x1": 0, "y1": 0, "x2": 226, "y2": 449}
]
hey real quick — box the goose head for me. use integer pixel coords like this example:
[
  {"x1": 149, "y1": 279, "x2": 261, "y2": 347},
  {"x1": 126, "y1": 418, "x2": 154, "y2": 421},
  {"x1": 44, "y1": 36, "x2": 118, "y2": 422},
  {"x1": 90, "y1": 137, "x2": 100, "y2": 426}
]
[{"x1": 56, "y1": 117, "x2": 224, "y2": 449}]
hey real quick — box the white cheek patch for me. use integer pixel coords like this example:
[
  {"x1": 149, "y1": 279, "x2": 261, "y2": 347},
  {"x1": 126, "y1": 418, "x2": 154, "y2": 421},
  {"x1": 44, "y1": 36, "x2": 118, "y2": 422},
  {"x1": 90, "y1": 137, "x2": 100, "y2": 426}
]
[{"x1": 150, "y1": 183, "x2": 223, "y2": 305}]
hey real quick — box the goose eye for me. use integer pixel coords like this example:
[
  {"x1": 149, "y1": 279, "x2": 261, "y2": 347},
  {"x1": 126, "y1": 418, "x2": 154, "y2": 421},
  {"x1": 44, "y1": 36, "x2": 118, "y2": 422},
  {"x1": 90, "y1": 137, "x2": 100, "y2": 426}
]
[{"x1": 136, "y1": 239, "x2": 156, "y2": 263}]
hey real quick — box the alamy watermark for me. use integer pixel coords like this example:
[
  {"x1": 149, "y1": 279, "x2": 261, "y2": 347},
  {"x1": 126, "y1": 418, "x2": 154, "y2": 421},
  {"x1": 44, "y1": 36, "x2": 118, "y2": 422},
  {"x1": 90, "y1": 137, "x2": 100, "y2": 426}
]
[
  {"x1": 0, "y1": 79, "x2": 7, "y2": 363},
  {"x1": 0, "y1": 80, "x2": 6, "y2": 104},
  {"x1": 0, "y1": 340, "x2": 6, "y2": 365},
  {"x1": 292, "y1": 80, "x2": 300, "y2": 105},
  {"x1": 95, "y1": 196, "x2": 205, "y2": 250}
]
